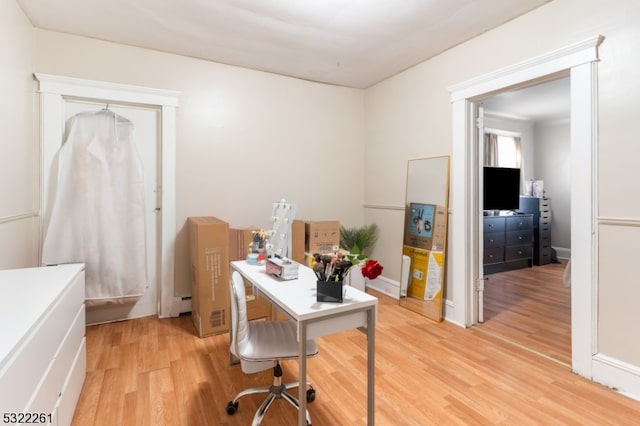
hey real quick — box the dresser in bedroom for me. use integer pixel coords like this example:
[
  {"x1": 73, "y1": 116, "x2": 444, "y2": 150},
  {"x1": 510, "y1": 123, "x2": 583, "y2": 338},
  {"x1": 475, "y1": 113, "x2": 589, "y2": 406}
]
[
  {"x1": 0, "y1": 263, "x2": 86, "y2": 426},
  {"x1": 483, "y1": 214, "x2": 534, "y2": 274}
]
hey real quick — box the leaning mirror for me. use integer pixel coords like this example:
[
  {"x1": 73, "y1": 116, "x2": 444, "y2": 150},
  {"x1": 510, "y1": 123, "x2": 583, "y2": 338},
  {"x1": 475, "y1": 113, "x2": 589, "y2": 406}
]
[{"x1": 399, "y1": 155, "x2": 450, "y2": 322}]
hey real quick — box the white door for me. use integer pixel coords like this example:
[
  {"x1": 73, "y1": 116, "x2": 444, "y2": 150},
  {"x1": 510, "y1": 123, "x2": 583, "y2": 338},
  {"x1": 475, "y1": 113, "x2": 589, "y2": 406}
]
[{"x1": 62, "y1": 100, "x2": 160, "y2": 324}]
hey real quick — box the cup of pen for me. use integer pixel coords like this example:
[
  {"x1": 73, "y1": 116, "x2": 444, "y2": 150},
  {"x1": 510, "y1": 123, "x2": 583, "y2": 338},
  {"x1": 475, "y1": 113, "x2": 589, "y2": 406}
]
[
  {"x1": 313, "y1": 253, "x2": 350, "y2": 303},
  {"x1": 316, "y1": 279, "x2": 344, "y2": 303}
]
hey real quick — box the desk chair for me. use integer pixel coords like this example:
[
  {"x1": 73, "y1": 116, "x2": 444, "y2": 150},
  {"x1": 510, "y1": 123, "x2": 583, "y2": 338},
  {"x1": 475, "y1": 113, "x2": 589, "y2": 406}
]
[{"x1": 226, "y1": 271, "x2": 318, "y2": 425}]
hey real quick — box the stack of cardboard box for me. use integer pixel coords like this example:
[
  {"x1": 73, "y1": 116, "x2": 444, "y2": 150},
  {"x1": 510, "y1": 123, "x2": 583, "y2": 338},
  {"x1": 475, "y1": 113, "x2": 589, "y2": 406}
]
[
  {"x1": 188, "y1": 217, "x2": 341, "y2": 338},
  {"x1": 228, "y1": 227, "x2": 272, "y2": 322},
  {"x1": 401, "y1": 204, "x2": 447, "y2": 300}
]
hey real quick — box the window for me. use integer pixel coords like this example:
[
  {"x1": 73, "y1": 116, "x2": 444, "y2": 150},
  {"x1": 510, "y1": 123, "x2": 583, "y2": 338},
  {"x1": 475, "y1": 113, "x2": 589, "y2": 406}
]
[
  {"x1": 484, "y1": 133, "x2": 521, "y2": 168},
  {"x1": 496, "y1": 135, "x2": 520, "y2": 168}
]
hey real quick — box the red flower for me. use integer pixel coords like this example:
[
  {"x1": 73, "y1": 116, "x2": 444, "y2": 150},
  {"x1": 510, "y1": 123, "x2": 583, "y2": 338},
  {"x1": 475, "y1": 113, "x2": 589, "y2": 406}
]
[{"x1": 361, "y1": 259, "x2": 383, "y2": 280}]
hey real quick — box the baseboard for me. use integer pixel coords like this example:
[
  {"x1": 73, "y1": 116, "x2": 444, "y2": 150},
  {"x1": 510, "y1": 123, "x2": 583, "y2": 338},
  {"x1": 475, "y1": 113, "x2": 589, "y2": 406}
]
[
  {"x1": 169, "y1": 296, "x2": 192, "y2": 317},
  {"x1": 553, "y1": 246, "x2": 571, "y2": 259},
  {"x1": 591, "y1": 353, "x2": 640, "y2": 402},
  {"x1": 365, "y1": 275, "x2": 400, "y2": 299}
]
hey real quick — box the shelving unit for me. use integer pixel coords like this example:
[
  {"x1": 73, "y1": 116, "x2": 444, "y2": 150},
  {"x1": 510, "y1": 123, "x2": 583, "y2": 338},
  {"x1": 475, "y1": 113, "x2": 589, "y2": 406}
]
[{"x1": 519, "y1": 197, "x2": 552, "y2": 266}]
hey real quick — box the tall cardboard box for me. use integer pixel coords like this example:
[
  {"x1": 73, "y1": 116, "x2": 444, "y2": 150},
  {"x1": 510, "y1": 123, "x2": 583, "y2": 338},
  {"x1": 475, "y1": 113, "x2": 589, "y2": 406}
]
[
  {"x1": 291, "y1": 220, "x2": 306, "y2": 264},
  {"x1": 189, "y1": 217, "x2": 230, "y2": 337},
  {"x1": 403, "y1": 204, "x2": 446, "y2": 251},
  {"x1": 304, "y1": 220, "x2": 340, "y2": 254},
  {"x1": 229, "y1": 227, "x2": 272, "y2": 321},
  {"x1": 229, "y1": 227, "x2": 259, "y2": 261},
  {"x1": 402, "y1": 245, "x2": 444, "y2": 300}
]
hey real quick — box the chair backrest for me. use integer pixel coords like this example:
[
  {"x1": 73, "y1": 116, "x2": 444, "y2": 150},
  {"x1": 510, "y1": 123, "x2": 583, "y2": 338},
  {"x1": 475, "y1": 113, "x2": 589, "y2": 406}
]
[
  {"x1": 230, "y1": 271, "x2": 249, "y2": 359},
  {"x1": 229, "y1": 271, "x2": 275, "y2": 373}
]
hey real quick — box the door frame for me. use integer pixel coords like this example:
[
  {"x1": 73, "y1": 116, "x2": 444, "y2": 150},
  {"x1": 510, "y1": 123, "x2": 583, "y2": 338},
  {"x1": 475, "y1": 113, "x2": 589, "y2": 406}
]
[
  {"x1": 35, "y1": 73, "x2": 180, "y2": 319},
  {"x1": 448, "y1": 36, "x2": 603, "y2": 377}
]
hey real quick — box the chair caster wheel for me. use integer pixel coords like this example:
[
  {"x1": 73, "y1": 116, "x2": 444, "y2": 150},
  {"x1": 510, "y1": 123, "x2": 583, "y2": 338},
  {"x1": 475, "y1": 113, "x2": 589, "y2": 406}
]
[
  {"x1": 306, "y1": 387, "x2": 316, "y2": 402},
  {"x1": 226, "y1": 401, "x2": 238, "y2": 415}
]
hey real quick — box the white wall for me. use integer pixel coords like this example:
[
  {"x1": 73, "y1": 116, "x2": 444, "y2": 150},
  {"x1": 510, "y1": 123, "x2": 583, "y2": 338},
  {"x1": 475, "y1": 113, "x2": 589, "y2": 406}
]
[
  {"x1": 535, "y1": 118, "x2": 571, "y2": 252},
  {"x1": 364, "y1": 0, "x2": 640, "y2": 372},
  {"x1": 33, "y1": 29, "x2": 366, "y2": 296},
  {"x1": 0, "y1": 1, "x2": 38, "y2": 269}
]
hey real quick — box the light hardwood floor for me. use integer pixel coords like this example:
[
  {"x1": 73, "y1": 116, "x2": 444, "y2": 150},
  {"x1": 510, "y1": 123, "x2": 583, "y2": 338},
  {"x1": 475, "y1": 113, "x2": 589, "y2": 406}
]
[
  {"x1": 480, "y1": 262, "x2": 571, "y2": 365},
  {"x1": 72, "y1": 284, "x2": 640, "y2": 425}
]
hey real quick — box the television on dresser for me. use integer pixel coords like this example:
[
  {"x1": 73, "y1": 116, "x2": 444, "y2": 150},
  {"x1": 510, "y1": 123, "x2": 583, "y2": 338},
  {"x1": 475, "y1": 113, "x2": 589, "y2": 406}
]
[{"x1": 483, "y1": 166, "x2": 521, "y2": 211}]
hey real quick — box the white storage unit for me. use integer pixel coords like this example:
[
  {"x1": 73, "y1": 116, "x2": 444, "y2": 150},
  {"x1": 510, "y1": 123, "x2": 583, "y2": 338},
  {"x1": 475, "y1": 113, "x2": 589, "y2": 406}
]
[{"x1": 0, "y1": 264, "x2": 86, "y2": 426}]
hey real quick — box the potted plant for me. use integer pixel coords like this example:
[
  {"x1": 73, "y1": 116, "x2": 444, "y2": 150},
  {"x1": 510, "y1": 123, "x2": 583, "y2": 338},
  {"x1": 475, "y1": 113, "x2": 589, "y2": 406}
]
[
  {"x1": 340, "y1": 223, "x2": 379, "y2": 258},
  {"x1": 339, "y1": 224, "x2": 383, "y2": 290}
]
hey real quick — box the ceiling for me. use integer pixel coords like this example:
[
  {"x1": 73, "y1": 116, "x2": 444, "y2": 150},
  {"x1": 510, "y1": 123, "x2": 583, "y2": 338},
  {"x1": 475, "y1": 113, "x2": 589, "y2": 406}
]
[
  {"x1": 17, "y1": 0, "x2": 551, "y2": 89},
  {"x1": 482, "y1": 76, "x2": 570, "y2": 122}
]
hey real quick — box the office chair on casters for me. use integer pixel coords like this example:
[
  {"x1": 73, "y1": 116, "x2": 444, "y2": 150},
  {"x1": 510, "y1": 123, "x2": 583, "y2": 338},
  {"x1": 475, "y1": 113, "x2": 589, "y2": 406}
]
[{"x1": 226, "y1": 271, "x2": 319, "y2": 425}]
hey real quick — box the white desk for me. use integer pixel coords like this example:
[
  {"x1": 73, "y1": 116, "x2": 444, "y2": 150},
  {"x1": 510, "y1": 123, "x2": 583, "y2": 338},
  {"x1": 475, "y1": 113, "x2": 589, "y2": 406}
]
[{"x1": 231, "y1": 260, "x2": 378, "y2": 425}]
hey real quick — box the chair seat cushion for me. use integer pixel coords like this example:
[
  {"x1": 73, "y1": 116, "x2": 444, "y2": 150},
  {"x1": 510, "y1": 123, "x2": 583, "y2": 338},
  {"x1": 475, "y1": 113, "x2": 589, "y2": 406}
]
[{"x1": 237, "y1": 320, "x2": 318, "y2": 362}]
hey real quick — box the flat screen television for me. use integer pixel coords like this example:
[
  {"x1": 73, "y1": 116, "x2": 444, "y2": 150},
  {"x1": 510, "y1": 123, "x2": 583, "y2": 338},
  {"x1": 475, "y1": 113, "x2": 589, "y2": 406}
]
[{"x1": 483, "y1": 166, "x2": 521, "y2": 211}]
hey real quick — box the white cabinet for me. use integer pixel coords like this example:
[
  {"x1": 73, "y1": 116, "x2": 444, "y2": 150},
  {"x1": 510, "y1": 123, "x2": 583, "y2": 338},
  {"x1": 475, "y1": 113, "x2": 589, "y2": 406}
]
[{"x1": 0, "y1": 264, "x2": 86, "y2": 426}]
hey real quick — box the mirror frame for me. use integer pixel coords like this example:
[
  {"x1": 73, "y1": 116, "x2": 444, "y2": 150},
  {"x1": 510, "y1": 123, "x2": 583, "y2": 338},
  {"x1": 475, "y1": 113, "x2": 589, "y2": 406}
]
[{"x1": 398, "y1": 155, "x2": 450, "y2": 322}]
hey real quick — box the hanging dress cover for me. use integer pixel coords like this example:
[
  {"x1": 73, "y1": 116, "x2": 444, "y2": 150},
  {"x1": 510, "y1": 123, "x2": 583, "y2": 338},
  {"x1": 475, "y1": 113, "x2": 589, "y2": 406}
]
[{"x1": 42, "y1": 110, "x2": 147, "y2": 304}]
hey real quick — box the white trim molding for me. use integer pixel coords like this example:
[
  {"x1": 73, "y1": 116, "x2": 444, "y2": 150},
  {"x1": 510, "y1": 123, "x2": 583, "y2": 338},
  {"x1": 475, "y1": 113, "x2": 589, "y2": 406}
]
[
  {"x1": 448, "y1": 36, "x2": 604, "y2": 382},
  {"x1": 449, "y1": 35, "x2": 604, "y2": 102},
  {"x1": 0, "y1": 211, "x2": 39, "y2": 225},
  {"x1": 592, "y1": 354, "x2": 640, "y2": 401}
]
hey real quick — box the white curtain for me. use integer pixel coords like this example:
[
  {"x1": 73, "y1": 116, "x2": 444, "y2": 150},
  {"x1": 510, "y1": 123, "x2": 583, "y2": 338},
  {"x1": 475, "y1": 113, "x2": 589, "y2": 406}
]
[
  {"x1": 42, "y1": 109, "x2": 147, "y2": 304},
  {"x1": 484, "y1": 133, "x2": 522, "y2": 168},
  {"x1": 484, "y1": 133, "x2": 499, "y2": 166}
]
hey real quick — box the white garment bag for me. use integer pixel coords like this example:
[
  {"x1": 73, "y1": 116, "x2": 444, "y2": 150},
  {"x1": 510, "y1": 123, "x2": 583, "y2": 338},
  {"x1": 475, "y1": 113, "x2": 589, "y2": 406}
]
[{"x1": 42, "y1": 109, "x2": 148, "y2": 304}]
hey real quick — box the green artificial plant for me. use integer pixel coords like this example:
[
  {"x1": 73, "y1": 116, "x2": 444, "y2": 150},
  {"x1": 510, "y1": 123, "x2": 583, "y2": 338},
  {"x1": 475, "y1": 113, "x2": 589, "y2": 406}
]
[{"x1": 339, "y1": 223, "x2": 379, "y2": 260}]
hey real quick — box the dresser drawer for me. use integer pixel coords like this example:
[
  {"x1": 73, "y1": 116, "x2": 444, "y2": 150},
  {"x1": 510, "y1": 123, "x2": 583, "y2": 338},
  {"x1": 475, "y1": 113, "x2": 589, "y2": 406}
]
[
  {"x1": 506, "y1": 230, "x2": 532, "y2": 246},
  {"x1": 56, "y1": 338, "x2": 86, "y2": 426},
  {"x1": 539, "y1": 218, "x2": 551, "y2": 232},
  {"x1": 483, "y1": 217, "x2": 505, "y2": 233},
  {"x1": 537, "y1": 249, "x2": 552, "y2": 265},
  {"x1": 506, "y1": 215, "x2": 533, "y2": 231},
  {"x1": 484, "y1": 247, "x2": 504, "y2": 264},
  {"x1": 538, "y1": 230, "x2": 551, "y2": 245},
  {"x1": 484, "y1": 232, "x2": 504, "y2": 249},
  {"x1": 54, "y1": 303, "x2": 85, "y2": 397},
  {"x1": 539, "y1": 198, "x2": 551, "y2": 211},
  {"x1": 505, "y1": 244, "x2": 533, "y2": 261}
]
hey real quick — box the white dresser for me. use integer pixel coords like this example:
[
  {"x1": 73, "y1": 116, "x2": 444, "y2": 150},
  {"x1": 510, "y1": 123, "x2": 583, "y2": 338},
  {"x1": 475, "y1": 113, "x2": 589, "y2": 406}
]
[{"x1": 0, "y1": 264, "x2": 86, "y2": 426}]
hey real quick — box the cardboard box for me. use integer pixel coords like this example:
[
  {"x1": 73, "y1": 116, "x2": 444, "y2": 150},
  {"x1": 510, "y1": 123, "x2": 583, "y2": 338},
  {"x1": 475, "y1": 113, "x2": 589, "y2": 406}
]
[
  {"x1": 304, "y1": 220, "x2": 340, "y2": 254},
  {"x1": 229, "y1": 227, "x2": 260, "y2": 262},
  {"x1": 291, "y1": 220, "x2": 306, "y2": 264},
  {"x1": 244, "y1": 283, "x2": 271, "y2": 321},
  {"x1": 403, "y1": 204, "x2": 447, "y2": 251},
  {"x1": 228, "y1": 227, "x2": 272, "y2": 321},
  {"x1": 188, "y1": 216, "x2": 230, "y2": 337},
  {"x1": 402, "y1": 245, "x2": 444, "y2": 300}
]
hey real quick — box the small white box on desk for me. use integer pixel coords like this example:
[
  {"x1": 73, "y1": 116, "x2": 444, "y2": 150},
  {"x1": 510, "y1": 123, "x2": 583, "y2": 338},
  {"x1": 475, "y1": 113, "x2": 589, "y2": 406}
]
[{"x1": 266, "y1": 257, "x2": 300, "y2": 280}]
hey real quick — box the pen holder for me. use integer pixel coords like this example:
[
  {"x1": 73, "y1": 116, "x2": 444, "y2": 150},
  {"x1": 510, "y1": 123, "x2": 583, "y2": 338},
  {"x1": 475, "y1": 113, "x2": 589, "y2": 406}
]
[{"x1": 317, "y1": 280, "x2": 344, "y2": 303}]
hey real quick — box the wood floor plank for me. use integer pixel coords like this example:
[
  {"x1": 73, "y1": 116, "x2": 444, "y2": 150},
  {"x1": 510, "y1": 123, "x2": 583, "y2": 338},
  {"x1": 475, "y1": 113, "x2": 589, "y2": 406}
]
[
  {"x1": 71, "y1": 284, "x2": 640, "y2": 425},
  {"x1": 481, "y1": 262, "x2": 572, "y2": 365}
]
